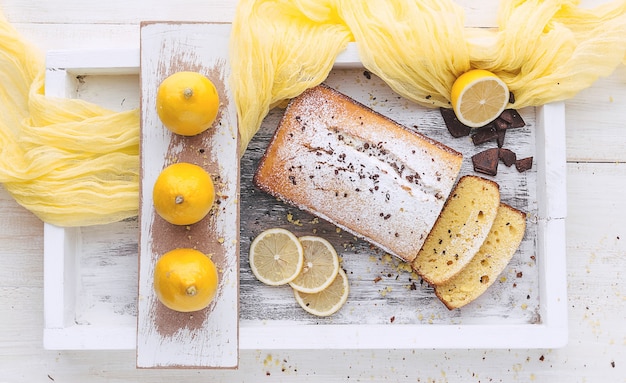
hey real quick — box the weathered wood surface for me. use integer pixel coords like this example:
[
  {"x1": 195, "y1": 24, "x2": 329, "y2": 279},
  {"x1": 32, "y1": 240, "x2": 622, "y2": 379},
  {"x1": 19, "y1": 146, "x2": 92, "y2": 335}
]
[{"x1": 136, "y1": 22, "x2": 239, "y2": 368}]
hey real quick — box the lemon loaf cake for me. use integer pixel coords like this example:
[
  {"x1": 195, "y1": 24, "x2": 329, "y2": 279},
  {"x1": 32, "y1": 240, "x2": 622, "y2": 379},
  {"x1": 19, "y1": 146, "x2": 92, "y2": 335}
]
[
  {"x1": 434, "y1": 203, "x2": 527, "y2": 309},
  {"x1": 253, "y1": 84, "x2": 463, "y2": 263},
  {"x1": 412, "y1": 175, "x2": 500, "y2": 285}
]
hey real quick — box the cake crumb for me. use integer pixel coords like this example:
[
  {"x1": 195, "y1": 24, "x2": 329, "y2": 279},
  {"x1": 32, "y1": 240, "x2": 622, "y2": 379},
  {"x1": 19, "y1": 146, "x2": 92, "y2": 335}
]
[
  {"x1": 396, "y1": 262, "x2": 412, "y2": 273},
  {"x1": 286, "y1": 213, "x2": 303, "y2": 226},
  {"x1": 380, "y1": 286, "x2": 393, "y2": 297}
]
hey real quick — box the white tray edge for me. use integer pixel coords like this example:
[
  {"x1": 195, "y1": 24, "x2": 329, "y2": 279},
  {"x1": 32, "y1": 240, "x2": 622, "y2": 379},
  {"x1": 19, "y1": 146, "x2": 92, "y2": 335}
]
[{"x1": 42, "y1": 45, "x2": 568, "y2": 350}]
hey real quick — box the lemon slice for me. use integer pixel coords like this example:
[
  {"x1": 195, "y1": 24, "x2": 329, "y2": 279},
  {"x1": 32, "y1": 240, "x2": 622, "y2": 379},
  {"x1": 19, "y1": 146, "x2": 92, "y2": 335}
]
[
  {"x1": 450, "y1": 69, "x2": 510, "y2": 128},
  {"x1": 289, "y1": 236, "x2": 340, "y2": 294},
  {"x1": 249, "y1": 228, "x2": 304, "y2": 286},
  {"x1": 293, "y1": 268, "x2": 349, "y2": 317}
]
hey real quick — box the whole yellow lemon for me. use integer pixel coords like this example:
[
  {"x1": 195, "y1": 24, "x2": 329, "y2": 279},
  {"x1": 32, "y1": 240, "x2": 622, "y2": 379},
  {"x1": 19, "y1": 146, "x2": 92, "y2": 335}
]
[
  {"x1": 153, "y1": 248, "x2": 219, "y2": 312},
  {"x1": 152, "y1": 162, "x2": 215, "y2": 226},
  {"x1": 156, "y1": 71, "x2": 220, "y2": 136}
]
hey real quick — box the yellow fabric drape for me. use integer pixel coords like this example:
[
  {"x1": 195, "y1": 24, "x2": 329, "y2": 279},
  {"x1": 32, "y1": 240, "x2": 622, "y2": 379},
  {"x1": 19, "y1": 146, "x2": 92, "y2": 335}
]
[
  {"x1": 1, "y1": 0, "x2": 625, "y2": 226},
  {"x1": 0, "y1": 12, "x2": 139, "y2": 226}
]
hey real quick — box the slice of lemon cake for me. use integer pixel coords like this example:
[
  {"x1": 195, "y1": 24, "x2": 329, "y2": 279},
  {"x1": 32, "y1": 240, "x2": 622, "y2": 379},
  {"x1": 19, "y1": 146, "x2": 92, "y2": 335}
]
[
  {"x1": 253, "y1": 84, "x2": 463, "y2": 263},
  {"x1": 434, "y1": 203, "x2": 527, "y2": 310},
  {"x1": 412, "y1": 175, "x2": 500, "y2": 285}
]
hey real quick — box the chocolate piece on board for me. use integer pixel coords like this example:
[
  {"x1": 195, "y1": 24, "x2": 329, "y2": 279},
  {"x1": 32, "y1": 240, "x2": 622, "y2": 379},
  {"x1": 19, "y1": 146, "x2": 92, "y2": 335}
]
[
  {"x1": 500, "y1": 109, "x2": 526, "y2": 128},
  {"x1": 472, "y1": 148, "x2": 500, "y2": 176},
  {"x1": 515, "y1": 156, "x2": 533, "y2": 172},
  {"x1": 494, "y1": 117, "x2": 509, "y2": 131},
  {"x1": 471, "y1": 123, "x2": 498, "y2": 145},
  {"x1": 499, "y1": 109, "x2": 514, "y2": 124},
  {"x1": 509, "y1": 109, "x2": 526, "y2": 128},
  {"x1": 499, "y1": 148, "x2": 517, "y2": 167},
  {"x1": 440, "y1": 108, "x2": 471, "y2": 138}
]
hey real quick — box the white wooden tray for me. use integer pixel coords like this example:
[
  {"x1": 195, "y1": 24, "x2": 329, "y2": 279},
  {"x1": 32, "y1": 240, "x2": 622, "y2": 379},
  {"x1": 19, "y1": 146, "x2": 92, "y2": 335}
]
[{"x1": 43, "y1": 24, "x2": 568, "y2": 351}]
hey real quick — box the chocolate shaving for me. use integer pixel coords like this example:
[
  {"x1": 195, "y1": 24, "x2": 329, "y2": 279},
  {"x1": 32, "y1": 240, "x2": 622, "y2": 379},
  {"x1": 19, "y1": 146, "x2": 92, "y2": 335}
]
[
  {"x1": 515, "y1": 156, "x2": 533, "y2": 172},
  {"x1": 471, "y1": 123, "x2": 498, "y2": 145},
  {"x1": 499, "y1": 148, "x2": 517, "y2": 167},
  {"x1": 440, "y1": 108, "x2": 470, "y2": 138},
  {"x1": 472, "y1": 148, "x2": 499, "y2": 176}
]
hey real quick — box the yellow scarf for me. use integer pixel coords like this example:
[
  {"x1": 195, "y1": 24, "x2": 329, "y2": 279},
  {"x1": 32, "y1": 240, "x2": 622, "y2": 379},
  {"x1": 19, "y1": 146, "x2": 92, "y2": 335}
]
[
  {"x1": 1, "y1": 0, "x2": 625, "y2": 226},
  {"x1": 0, "y1": 12, "x2": 139, "y2": 226}
]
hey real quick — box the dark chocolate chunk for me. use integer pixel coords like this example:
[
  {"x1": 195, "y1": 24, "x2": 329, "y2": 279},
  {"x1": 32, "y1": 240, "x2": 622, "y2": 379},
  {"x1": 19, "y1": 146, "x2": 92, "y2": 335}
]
[
  {"x1": 440, "y1": 108, "x2": 470, "y2": 138},
  {"x1": 509, "y1": 92, "x2": 516, "y2": 104},
  {"x1": 508, "y1": 109, "x2": 526, "y2": 128},
  {"x1": 499, "y1": 109, "x2": 514, "y2": 124},
  {"x1": 499, "y1": 148, "x2": 517, "y2": 167},
  {"x1": 494, "y1": 117, "x2": 509, "y2": 131},
  {"x1": 471, "y1": 123, "x2": 498, "y2": 145},
  {"x1": 499, "y1": 109, "x2": 525, "y2": 129},
  {"x1": 497, "y1": 129, "x2": 506, "y2": 148},
  {"x1": 515, "y1": 156, "x2": 533, "y2": 172},
  {"x1": 472, "y1": 148, "x2": 500, "y2": 176}
]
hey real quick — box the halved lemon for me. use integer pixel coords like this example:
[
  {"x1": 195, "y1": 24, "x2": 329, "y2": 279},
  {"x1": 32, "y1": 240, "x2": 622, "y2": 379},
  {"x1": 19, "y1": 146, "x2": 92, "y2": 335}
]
[
  {"x1": 450, "y1": 69, "x2": 510, "y2": 128},
  {"x1": 249, "y1": 228, "x2": 304, "y2": 286},
  {"x1": 293, "y1": 268, "x2": 349, "y2": 317},
  {"x1": 289, "y1": 236, "x2": 340, "y2": 294}
]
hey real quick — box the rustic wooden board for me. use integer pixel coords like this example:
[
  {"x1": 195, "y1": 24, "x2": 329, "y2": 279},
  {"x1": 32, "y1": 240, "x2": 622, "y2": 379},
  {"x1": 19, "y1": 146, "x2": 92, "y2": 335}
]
[{"x1": 136, "y1": 22, "x2": 239, "y2": 369}]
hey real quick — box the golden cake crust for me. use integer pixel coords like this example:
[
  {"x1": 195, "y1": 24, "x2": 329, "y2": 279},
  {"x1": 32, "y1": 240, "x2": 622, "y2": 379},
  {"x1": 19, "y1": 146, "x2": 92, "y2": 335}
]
[{"x1": 253, "y1": 84, "x2": 463, "y2": 262}]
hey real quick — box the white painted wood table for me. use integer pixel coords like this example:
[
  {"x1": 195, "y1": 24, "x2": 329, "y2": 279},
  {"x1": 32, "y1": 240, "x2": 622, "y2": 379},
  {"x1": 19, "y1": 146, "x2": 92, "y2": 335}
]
[{"x1": 1, "y1": 0, "x2": 624, "y2": 382}]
